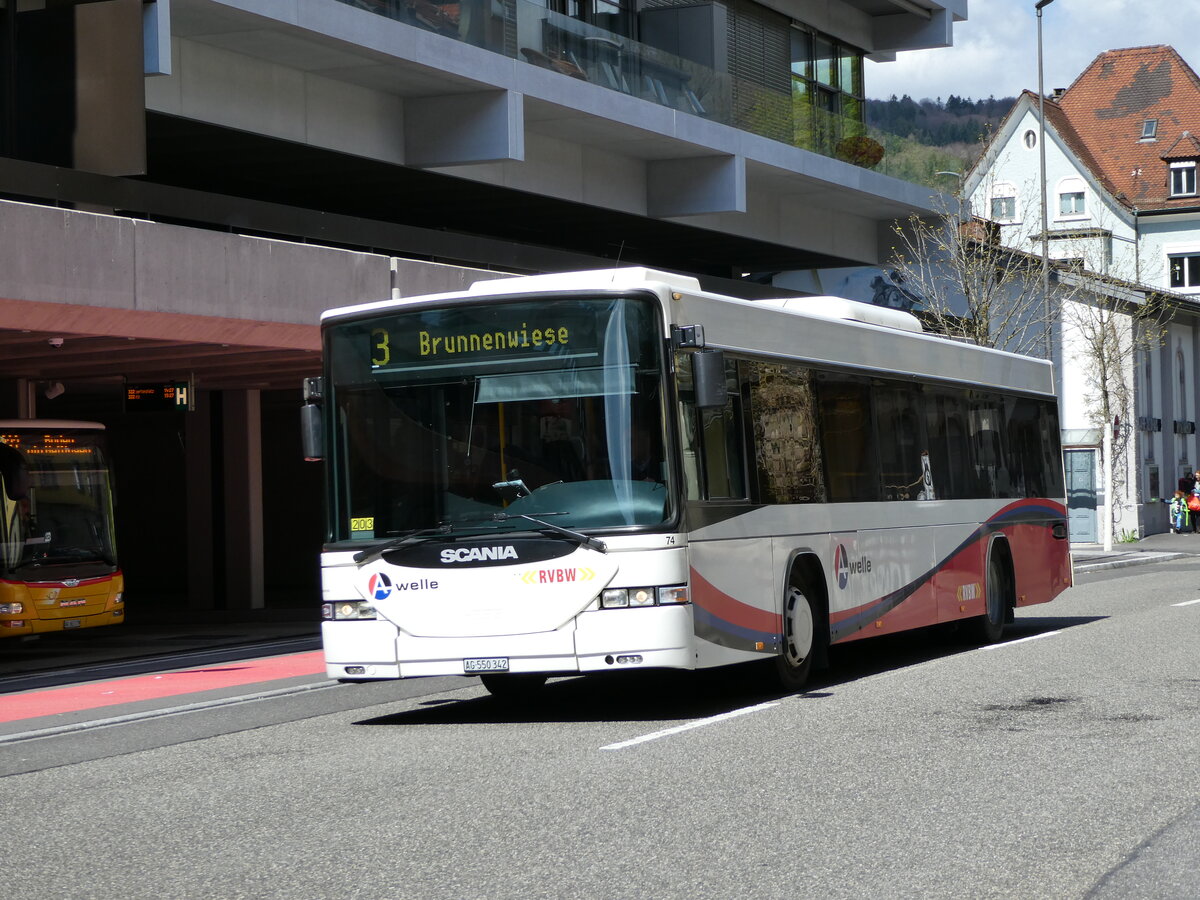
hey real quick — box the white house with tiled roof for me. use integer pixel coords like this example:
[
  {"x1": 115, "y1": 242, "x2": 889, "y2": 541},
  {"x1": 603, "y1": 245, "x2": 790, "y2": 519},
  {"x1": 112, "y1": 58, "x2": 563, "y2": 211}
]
[{"x1": 967, "y1": 45, "x2": 1200, "y2": 542}]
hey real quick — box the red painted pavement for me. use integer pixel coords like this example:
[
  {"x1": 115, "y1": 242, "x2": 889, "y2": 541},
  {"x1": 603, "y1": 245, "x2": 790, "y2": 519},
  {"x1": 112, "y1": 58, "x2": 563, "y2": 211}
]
[{"x1": 0, "y1": 650, "x2": 326, "y2": 724}]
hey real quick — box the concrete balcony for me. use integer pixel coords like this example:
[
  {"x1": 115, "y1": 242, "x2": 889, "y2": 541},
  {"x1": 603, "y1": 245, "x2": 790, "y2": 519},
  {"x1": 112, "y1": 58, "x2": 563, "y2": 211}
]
[{"x1": 148, "y1": 0, "x2": 965, "y2": 270}]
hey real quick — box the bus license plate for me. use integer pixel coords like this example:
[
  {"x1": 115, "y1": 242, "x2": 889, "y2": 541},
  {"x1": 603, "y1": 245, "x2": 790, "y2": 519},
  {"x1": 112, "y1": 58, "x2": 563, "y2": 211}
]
[
  {"x1": 464, "y1": 657, "x2": 509, "y2": 673},
  {"x1": 63, "y1": 619, "x2": 81, "y2": 629}
]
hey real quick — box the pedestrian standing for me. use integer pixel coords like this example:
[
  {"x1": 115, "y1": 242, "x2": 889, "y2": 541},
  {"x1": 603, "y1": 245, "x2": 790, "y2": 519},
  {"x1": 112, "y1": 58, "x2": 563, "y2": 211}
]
[{"x1": 1190, "y1": 471, "x2": 1200, "y2": 532}]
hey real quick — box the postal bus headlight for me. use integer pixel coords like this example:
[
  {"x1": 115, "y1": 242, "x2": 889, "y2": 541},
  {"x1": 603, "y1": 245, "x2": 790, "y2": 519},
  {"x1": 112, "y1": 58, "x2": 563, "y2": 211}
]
[
  {"x1": 323, "y1": 601, "x2": 377, "y2": 620},
  {"x1": 0, "y1": 602, "x2": 24, "y2": 615}
]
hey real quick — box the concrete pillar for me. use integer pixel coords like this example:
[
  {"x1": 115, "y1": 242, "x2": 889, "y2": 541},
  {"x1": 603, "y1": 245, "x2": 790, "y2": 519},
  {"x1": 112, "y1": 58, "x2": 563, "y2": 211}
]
[
  {"x1": 14, "y1": 378, "x2": 35, "y2": 418},
  {"x1": 222, "y1": 389, "x2": 264, "y2": 610},
  {"x1": 185, "y1": 390, "x2": 215, "y2": 610}
]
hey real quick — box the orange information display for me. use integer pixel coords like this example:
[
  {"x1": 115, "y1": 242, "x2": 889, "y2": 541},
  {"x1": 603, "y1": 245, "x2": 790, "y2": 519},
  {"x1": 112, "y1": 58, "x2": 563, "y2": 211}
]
[
  {"x1": 0, "y1": 421, "x2": 123, "y2": 637},
  {"x1": 124, "y1": 381, "x2": 192, "y2": 412}
]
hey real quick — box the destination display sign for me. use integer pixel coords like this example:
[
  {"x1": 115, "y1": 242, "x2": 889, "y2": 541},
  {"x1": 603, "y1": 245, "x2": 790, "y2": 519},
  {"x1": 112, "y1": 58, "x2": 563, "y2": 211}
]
[
  {"x1": 0, "y1": 431, "x2": 95, "y2": 456},
  {"x1": 365, "y1": 304, "x2": 602, "y2": 376}
]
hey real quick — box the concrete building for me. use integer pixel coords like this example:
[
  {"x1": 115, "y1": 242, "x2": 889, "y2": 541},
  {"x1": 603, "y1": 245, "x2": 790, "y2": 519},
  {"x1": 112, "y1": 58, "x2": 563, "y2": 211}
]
[
  {"x1": 0, "y1": 0, "x2": 969, "y2": 618},
  {"x1": 965, "y1": 45, "x2": 1200, "y2": 541}
]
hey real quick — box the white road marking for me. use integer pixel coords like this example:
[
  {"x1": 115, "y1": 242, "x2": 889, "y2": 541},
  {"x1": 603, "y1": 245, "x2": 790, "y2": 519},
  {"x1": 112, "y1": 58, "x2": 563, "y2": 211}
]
[
  {"x1": 1172, "y1": 598, "x2": 1200, "y2": 607},
  {"x1": 601, "y1": 700, "x2": 780, "y2": 751},
  {"x1": 981, "y1": 630, "x2": 1063, "y2": 650}
]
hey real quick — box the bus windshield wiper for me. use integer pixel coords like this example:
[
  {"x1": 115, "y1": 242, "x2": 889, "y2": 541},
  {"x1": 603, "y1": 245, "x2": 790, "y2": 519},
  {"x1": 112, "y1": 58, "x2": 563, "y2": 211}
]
[
  {"x1": 490, "y1": 512, "x2": 607, "y2": 554},
  {"x1": 353, "y1": 525, "x2": 455, "y2": 566}
]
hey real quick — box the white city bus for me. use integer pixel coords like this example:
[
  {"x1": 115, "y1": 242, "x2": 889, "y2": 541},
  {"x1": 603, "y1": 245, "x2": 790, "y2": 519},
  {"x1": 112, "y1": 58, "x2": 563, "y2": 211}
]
[{"x1": 307, "y1": 268, "x2": 1071, "y2": 696}]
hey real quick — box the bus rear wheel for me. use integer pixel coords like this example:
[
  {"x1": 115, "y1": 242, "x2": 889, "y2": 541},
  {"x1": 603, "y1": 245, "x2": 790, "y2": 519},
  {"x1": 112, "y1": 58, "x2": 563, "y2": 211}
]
[
  {"x1": 967, "y1": 554, "x2": 1008, "y2": 644},
  {"x1": 771, "y1": 583, "x2": 815, "y2": 690},
  {"x1": 480, "y1": 672, "x2": 548, "y2": 701}
]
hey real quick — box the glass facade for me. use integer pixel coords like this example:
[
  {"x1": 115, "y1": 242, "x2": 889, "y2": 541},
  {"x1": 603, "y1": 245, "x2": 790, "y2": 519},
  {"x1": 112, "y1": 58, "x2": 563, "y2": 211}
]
[
  {"x1": 790, "y1": 25, "x2": 865, "y2": 156},
  {"x1": 336, "y1": 0, "x2": 870, "y2": 166}
]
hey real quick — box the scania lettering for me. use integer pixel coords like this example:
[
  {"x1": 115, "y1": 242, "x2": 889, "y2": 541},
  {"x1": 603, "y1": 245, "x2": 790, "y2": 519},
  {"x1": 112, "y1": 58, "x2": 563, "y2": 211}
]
[
  {"x1": 308, "y1": 269, "x2": 1070, "y2": 696},
  {"x1": 440, "y1": 546, "x2": 518, "y2": 564}
]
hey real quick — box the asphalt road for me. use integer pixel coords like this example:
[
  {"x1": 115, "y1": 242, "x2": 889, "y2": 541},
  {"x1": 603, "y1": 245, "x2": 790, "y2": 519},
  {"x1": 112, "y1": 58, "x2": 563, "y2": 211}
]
[{"x1": 2, "y1": 560, "x2": 1199, "y2": 900}]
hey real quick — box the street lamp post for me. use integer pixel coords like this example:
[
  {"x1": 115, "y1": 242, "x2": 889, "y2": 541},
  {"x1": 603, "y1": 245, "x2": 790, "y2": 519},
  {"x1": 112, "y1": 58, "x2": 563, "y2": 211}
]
[{"x1": 1037, "y1": 0, "x2": 1055, "y2": 362}]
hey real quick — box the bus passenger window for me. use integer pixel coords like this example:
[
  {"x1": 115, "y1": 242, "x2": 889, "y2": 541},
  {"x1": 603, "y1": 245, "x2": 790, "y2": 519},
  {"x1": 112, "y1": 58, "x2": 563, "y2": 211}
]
[
  {"x1": 874, "y1": 385, "x2": 923, "y2": 500},
  {"x1": 747, "y1": 361, "x2": 825, "y2": 503},
  {"x1": 679, "y1": 354, "x2": 747, "y2": 500},
  {"x1": 970, "y1": 394, "x2": 1012, "y2": 498},
  {"x1": 701, "y1": 359, "x2": 747, "y2": 499},
  {"x1": 924, "y1": 389, "x2": 973, "y2": 500},
  {"x1": 817, "y1": 375, "x2": 878, "y2": 502}
]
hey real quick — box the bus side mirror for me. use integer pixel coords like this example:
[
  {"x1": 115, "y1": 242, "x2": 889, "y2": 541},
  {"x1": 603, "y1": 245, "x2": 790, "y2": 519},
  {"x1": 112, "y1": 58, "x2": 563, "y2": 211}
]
[
  {"x1": 301, "y1": 404, "x2": 323, "y2": 462},
  {"x1": 692, "y1": 349, "x2": 728, "y2": 410}
]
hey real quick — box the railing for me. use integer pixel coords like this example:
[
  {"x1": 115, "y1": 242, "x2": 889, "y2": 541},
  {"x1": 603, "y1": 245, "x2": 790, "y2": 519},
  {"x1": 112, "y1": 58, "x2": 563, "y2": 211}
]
[{"x1": 337, "y1": 0, "x2": 901, "y2": 175}]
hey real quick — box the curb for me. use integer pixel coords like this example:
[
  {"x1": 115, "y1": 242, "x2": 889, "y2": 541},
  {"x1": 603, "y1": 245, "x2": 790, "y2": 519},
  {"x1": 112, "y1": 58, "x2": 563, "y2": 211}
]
[{"x1": 1073, "y1": 552, "x2": 1187, "y2": 574}]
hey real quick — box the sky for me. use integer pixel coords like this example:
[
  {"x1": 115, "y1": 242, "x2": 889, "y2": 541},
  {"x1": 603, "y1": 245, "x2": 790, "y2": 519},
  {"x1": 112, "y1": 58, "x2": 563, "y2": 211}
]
[{"x1": 866, "y1": 0, "x2": 1196, "y2": 102}]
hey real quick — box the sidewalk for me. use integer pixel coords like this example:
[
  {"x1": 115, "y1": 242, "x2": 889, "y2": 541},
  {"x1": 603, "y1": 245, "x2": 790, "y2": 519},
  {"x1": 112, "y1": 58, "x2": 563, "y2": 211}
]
[{"x1": 1072, "y1": 530, "x2": 1200, "y2": 573}]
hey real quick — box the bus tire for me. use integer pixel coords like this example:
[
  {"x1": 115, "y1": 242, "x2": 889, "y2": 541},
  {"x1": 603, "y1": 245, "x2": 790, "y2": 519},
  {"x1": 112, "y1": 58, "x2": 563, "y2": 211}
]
[
  {"x1": 968, "y1": 549, "x2": 1010, "y2": 644},
  {"x1": 480, "y1": 672, "x2": 548, "y2": 701},
  {"x1": 771, "y1": 582, "x2": 817, "y2": 690}
]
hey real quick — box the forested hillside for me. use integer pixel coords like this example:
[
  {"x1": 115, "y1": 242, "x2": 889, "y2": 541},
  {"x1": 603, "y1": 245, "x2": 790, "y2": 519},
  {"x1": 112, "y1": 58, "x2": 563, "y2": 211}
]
[
  {"x1": 867, "y1": 95, "x2": 1015, "y2": 146},
  {"x1": 865, "y1": 95, "x2": 1016, "y2": 188}
]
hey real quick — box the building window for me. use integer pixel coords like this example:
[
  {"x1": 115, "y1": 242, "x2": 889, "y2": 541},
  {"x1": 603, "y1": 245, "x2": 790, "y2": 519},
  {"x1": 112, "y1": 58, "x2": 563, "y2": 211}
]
[
  {"x1": 1059, "y1": 191, "x2": 1086, "y2": 216},
  {"x1": 1170, "y1": 161, "x2": 1197, "y2": 197},
  {"x1": 991, "y1": 196, "x2": 1016, "y2": 220},
  {"x1": 1144, "y1": 350, "x2": 1154, "y2": 417},
  {"x1": 1142, "y1": 119, "x2": 1158, "y2": 139},
  {"x1": 790, "y1": 25, "x2": 864, "y2": 154},
  {"x1": 1023, "y1": 129, "x2": 1037, "y2": 149},
  {"x1": 1169, "y1": 253, "x2": 1200, "y2": 289}
]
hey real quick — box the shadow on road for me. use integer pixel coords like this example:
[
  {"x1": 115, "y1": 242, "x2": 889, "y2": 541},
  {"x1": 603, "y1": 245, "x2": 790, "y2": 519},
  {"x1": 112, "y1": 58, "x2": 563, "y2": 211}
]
[{"x1": 353, "y1": 615, "x2": 1105, "y2": 728}]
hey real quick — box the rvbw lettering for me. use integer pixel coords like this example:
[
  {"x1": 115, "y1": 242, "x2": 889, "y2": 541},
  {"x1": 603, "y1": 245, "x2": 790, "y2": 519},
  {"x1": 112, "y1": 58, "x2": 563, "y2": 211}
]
[{"x1": 440, "y1": 546, "x2": 519, "y2": 564}]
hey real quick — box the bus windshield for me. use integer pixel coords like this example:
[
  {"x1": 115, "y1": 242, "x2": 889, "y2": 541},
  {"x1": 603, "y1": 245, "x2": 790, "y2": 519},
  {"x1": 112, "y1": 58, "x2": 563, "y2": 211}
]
[
  {"x1": 325, "y1": 294, "x2": 671, "y2": 543},
  {"x1": 0, "y1": 427, "x2": 118, "y2": 578}
]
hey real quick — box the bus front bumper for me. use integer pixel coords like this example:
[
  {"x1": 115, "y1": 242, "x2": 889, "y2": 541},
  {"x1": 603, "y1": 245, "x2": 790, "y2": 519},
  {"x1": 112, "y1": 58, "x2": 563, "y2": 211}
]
[{"x1": 323, "y1": 605, "x2": 695, "y2": 680}]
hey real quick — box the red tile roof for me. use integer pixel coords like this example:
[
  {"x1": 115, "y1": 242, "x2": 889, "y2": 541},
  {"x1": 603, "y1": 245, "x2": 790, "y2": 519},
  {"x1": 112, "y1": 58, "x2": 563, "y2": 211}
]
[{"x1": 1056, "y1": 46, "x2": 1200, "y2": 211}]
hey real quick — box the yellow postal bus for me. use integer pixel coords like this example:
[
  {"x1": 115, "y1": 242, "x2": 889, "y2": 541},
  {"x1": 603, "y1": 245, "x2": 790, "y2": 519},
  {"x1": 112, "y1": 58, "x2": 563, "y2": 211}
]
[{"x1": 0, "y1": 420, "x2": 123, "y2": 637}]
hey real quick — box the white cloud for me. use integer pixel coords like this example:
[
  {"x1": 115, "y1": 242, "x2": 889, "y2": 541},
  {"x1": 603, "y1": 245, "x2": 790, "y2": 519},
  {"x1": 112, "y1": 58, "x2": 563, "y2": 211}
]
[{"x1": 867, "y1": 0, "x2": 1193, "y2": 101}]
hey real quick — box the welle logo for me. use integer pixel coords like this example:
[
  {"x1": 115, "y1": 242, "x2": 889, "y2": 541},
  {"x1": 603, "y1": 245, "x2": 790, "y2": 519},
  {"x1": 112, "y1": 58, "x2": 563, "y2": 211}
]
[{"x1": 834, "y1": 544, "x2": 872, "y2": 590}]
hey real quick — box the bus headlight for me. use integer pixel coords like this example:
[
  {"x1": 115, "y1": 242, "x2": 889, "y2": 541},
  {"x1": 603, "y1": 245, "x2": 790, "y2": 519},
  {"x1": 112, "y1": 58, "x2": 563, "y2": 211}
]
[
  {"x1": 323, "y1": 601, "x2": 377, "y2": 620},
  {"x1": 0, "y1": 602, "x2": 24, "y2": 615},
  {"x1": 657, "y1": 586, "x2": 689, "y2": 604},
  {"x1": 601, "y1": 589, "x2": 629, "y2": 609},
  {"x1": 628, "y1": 588, "x2": 655, "y2": 607},
  {"x1": 600, "y1": 586, "x2": 688, "y2": 609}
]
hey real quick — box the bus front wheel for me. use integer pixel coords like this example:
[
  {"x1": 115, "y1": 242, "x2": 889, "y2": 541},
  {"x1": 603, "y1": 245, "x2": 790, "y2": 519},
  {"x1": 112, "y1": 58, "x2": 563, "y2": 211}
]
[{"x1": 772, "y1": 583, "x2": 815, "y2": 690}]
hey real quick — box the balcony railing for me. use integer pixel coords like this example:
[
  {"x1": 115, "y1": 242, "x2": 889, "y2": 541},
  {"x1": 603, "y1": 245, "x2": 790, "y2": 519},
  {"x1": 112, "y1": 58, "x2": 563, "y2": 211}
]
[{"x1": 337, "y1": 0, "x2": 901, "y2": 175}]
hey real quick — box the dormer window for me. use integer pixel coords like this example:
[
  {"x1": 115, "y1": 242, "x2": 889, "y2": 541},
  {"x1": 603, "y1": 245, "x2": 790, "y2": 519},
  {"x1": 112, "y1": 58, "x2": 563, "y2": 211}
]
[
  {"x1": 1170, "y1": 161, "x2": 1197, "y2": 197},
  {"x1": 1142, "y1": 119, "x2": 1158, "y2": 140}
]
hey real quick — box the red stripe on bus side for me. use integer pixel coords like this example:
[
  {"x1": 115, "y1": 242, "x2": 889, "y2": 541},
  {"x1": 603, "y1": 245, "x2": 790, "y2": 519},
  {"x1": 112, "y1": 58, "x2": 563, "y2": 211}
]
[{"x1": 690, "y1": 567, "x2": 782, "y2": 635}]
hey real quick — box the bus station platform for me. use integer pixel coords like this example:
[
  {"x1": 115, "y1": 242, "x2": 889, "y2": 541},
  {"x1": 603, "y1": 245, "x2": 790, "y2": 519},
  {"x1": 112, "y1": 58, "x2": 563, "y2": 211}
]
[{"x1": 0, "y1": 608, "x2": 320, "y2": 681}]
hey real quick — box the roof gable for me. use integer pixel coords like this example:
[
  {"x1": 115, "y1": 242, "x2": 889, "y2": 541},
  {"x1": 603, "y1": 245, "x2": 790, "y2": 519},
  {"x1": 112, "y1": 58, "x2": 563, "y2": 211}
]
[
  {"x1": 1057, "y1": 45, "x2": 1200, "y2": 210},
  {"x1": 1162, "y1": 132, "x2": 1200, "y2": 160}
]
